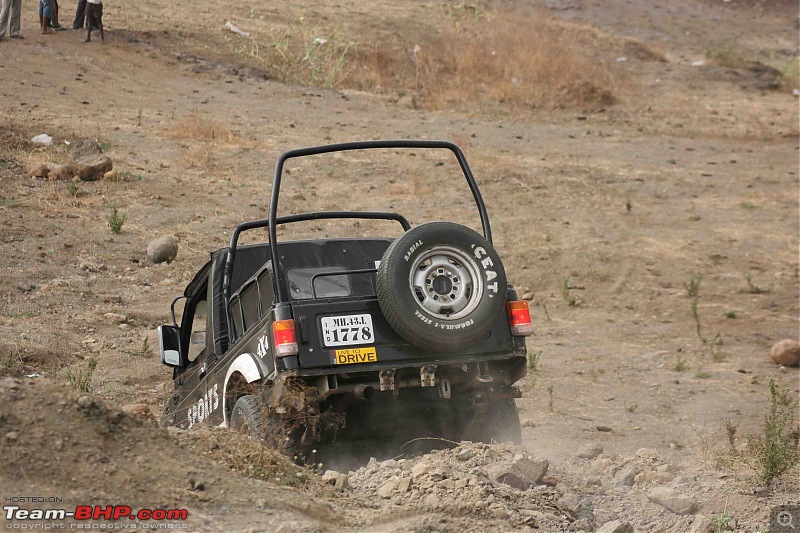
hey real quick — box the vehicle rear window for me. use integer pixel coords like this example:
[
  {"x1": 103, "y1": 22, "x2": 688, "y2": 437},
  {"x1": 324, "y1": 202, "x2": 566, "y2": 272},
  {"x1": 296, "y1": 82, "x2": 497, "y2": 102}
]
[{"x1": 287, "y1": 266, "x2": 351, "y2": 300}]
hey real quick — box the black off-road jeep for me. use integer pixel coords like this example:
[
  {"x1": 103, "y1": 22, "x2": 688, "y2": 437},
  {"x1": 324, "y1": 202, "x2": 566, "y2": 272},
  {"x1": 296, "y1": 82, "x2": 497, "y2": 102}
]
[{"x1": 158, "y1": 141, "x2": 533, "y2": 458}]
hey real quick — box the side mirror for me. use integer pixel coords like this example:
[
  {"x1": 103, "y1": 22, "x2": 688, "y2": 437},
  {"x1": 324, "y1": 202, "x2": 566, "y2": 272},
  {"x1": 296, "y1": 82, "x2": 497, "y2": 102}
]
[{"x1": 158, "y1": 325, "x2": 182, "y2": 367}]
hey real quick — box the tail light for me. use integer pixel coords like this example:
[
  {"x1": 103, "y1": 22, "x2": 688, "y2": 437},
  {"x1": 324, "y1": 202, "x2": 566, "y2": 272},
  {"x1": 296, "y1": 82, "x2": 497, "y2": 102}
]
[
  {"x1": 507, "y1": 300, "x2": 533, "y2": 336},
  {"x1": 272, "y1": 320, "x2": 298, "y2": 357}
]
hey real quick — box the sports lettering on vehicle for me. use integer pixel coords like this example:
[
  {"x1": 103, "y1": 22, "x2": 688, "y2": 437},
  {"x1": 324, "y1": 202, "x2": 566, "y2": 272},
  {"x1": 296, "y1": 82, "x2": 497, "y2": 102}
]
[
  {"x1": 472, "y1": 245, "x2": 499, "y2": 296},
  {"x1": 403, "y1": 239, "x2": 423, "y2": 261},
  {"x1": 187, "y1": 383, "x2": 219, "y2": 428},
  {"x1": 256, "y1": 334, "x2": 269, "y2": 358}
]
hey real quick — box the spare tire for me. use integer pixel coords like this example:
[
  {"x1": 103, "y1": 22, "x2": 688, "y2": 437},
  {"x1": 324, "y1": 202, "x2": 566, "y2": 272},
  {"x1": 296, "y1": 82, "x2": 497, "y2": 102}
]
[{"x1": 376, "y1": 222, "x2": 507, "y2": 352}]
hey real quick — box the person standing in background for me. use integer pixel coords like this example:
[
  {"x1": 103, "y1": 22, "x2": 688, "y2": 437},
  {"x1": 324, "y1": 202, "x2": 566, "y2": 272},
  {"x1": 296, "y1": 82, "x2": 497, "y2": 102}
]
[
  {"x1": 72, "y1": 0, "x2": 84, "y2": 29},
  {"x1": 0, "y1": 0, "x2": 23, "y2": 40},
  {"x1": 84, "y1": 0, "x2": 102, "y2": 42}
]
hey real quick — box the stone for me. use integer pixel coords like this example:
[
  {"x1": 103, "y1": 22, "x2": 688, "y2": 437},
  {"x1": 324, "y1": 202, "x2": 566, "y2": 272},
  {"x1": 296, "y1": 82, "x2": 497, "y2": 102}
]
[
  {"x1": 512, "y1": 456, "x2": 549, "y2": 485},
  {"x1": 456, "y1": 449, "x2": 473, "y2": 461},
  {"x1": 69, "y1": 139, "x2": 103, "y2": 161},
  {"x1": 104, "y1": 312, "x2": 127, "y2": 324},
  {"x1": 411, "y1": 462, "x2": 432, "y2": 479},
  {"x1": 147, "y1": 236, "x2": 179, "y2": 264},
  {"x1": 575, "y1": 442, "x2": 603, "y2": 459},
  {"x1": 334, "y1": 474, "x2": 348, "y2": 490},
  {"x1": 613, "y1": 466, "x2": 637, "y2": 487},
  {"x1": 589, "y1": 457, "x2": 615, "y2": 476},
  {"x1": 689, "y1": 515, "x2": 713, "y2": 533},
  {"x1": 377, "y1": 478, "x2": 399, "y2": 498},
  {"x1": 636, "y1": 470, "x2": 674, "y2": 485},
  {"x1": 597, "y1": 520, "x2": 634, "y2": 533},
  {"x1": 29, "y1": 164, "x2": 49, "y2": 178},
  {"x1": 321, "y1": 471, "x2": 339, "y2": 484},
  {"x1": 48, "y1": 164, "x2": 75, "y2": 181},
  {"x1": 397, "y1": 477, "x2": 412, "y2": 493},
  {"x1": 647, "y1": 487, "x2": 697, "y2": 515},
  {"x1": 103, "y1": 170, "x2": 121, "y2": 182},
  {"x1": 770, "y1": 339, "x2": 800, "y2": 367},
  {"x1": 76, "y1": 154, "x2": 113, "y2": 181},
  {"x1": 121, "y1": 404, "x2": 155, "y2": 422}
]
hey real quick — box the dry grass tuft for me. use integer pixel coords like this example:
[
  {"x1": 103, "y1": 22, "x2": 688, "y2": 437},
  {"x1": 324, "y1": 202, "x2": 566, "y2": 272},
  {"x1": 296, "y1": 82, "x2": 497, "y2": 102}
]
[
  {"x1": 350, "y1": 10, "x2": 618, "y2": 110},
  {"x1": 164, "y1": 115, "x2": 239, "y2": 143}
]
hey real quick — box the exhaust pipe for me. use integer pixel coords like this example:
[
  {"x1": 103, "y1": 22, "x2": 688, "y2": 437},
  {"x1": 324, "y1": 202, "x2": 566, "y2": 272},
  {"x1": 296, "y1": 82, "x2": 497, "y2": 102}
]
[{"x1": 353, "y1": 384, "x2": 375, "y2": 400}]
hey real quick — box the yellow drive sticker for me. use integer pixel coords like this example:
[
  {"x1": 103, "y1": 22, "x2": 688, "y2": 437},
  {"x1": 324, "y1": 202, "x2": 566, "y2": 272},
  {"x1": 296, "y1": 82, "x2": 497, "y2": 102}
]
[{"x1": 334, "y1": 347, "x2": 377, "y2": 365}]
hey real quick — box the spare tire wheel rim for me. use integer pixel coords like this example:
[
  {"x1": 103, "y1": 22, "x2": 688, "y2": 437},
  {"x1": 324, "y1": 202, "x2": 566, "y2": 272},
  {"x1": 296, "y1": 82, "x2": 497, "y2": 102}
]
[{"x1": 408, "y1": 245, "x2": 484, "y2": 320}]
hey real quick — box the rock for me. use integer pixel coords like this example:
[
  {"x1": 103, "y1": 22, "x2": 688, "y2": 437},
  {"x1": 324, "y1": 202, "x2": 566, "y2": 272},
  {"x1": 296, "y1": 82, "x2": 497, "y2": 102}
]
[
  {"x1": 423, "y1": 493, "x2": 438, "y2": 507},
  {"x1": 321, "y1": 471, "x2": 339, "y2": 484},
  {"x1": 17, "y1": 282, "x2": 34, "y2": 292},
  {"x1": 689, "y1": 515, "x2": 713, "y2": 533},
  {"x1": 103, "y1": 170, "x2": 121, "y2": 182},
  {"x1": 636, "y1": 470, "x2": 674, "y2": 485},
  {"x1": 29, "y1": 164, "x2": 49, "y2": 178},
  {"x1": 613, "y1": 466, "x2": 637, "y2": 487},
  {"x1": 770, "y1": 339, "x2": 800, "y2": 367},
  {"x1": 575, "y1": 442, "x2": 603, "y2": 459},
  {"x1": 636, "y1": 448, "x2": 661, "y2": 461},
  {"x1": 397, "y1": 477, "x2": 412, "y2": 493},
  {"x1": 596, "y1": 425, "x2": 613, "y2": 432},
  {"x1": 69, "y1": 139, "x2": 103, "y2": 160},
  {"x1": 411, "y1": 462, "x2": 432, "y2": 479},
  {"x1": 512, "y1": 456, "x2": 549, "y2": 485},
  {"x1": 589, "y1": 457, "x2": 615, "y2": 476},
  {"x1": 521, "y1": 291, "x2": 534, "y2": 300},
  {"x1": 104, "y1": 312, "x2": 127, "y2": 324},
  {"x1": 122, "y1": 404, "x2": 155, "y2": 422},
  {"x1": 76, "y1": 154, "x2": 113, "y2": 181},
  {"x1": 334, "y1": 474, "x2": 349, "y2": 490},
  {"x1": 456, "y1": 449, "x2": 473, "y2": 461},
  {"x1": 147, "y1": 236, "x2": 179, "y2": 264},
  {"x1": 377, "y1": 477, "x2": 399, "y2": 498},
  {"x1": 49, "y1": 164, "x2": 76, "y2": 181},
  {"x1": 486, "y1": 458, "x2": 548, "y2": 490},
  {"x1": 647, "y1": 487, "x2": 697, "y2": 515},
  {"x1": 597, "y1": 520, "x2": 634, "y2": 533}
]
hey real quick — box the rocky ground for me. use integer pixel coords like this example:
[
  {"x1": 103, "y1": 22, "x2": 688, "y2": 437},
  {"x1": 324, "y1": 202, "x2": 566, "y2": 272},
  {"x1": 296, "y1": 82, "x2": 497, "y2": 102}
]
[{"x1": 1, "y1": 0, "x2": 798, "y2": 531}]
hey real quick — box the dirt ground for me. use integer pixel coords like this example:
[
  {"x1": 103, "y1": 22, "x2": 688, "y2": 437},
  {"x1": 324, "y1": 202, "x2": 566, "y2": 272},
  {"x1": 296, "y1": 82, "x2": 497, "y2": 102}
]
[{"x1": 0, "y1": 0, "x2": 798, "y2": 531}]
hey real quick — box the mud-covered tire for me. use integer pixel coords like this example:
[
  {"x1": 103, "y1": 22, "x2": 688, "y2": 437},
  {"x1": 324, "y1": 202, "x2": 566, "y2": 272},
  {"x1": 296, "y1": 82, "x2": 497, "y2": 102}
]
[
  {"x1": 376, "y1": 222, "x2": 507, "y2": 352},
  {"x1": 462, "y1": 397, "x2": 522, "y2": 444},
  {"x1": 229, "y1": 395, "x2": 263, "y2": 440}
]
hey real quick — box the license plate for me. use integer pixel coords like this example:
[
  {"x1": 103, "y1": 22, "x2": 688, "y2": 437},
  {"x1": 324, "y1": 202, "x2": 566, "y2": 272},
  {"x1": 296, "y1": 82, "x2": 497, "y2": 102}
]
[
  {"x1": 321, "y1": 314, "x2": 374, "y2": 347},
  {"x1": 334, "y1": 347, "x2": 377, "y2": 365}
]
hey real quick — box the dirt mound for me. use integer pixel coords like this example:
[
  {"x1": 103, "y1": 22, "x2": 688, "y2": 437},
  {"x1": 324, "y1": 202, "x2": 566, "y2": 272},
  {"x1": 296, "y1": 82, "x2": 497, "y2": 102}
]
[{"x1": 0, "y1": 377, "x2": 342, "y2": 532}]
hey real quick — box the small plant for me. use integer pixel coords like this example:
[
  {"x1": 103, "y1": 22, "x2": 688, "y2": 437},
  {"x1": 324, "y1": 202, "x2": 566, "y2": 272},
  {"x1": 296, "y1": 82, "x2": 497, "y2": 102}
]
[
  {"x1": 67, "y1": 181, "x2": 78, "y2": 197},
  {"x1": 542, "y1": 302, "x2": 551, "y2": 321},
  {"x1": 626, "y1": 403, "x2": 638, "y2": 413},
  {"x1": 695, "y1": 370, "x2": 711, "y2": 379},
  {"x1": 67, "y1": 358, "x2": 97, "y2": 393},
  {"x1": 691, "y1": 296, "x2": 705, "y2": 343},
  {"x1": 547, "y1": 384, "x2": 554, "y2": 412},
  {"x1": 1, "y1": 348, "x2": 23, "y2": 374},
  {"x1": 561, "y1": 278, "x2": 580, "y2": 307},
  {"x1": 673, "y1": 356, "x2": 688, "y2": 372},
  {"x1": 746, "y1": 379, "x2": 800, "y2": 486},
  {"x1": 713, "y1": 513, "x2": 732, "y2": 533},
  {"x1": 106, "y1": 206, "x2": 127, "y2": 234},
  {"x1": 724, "y1": 310, "x2": 737, "y2": 319},
  {"x1": 527, "y1": 350, "x2": 541, "y2": 371},
  {"x1": 686, "y1": 273, "x2": 703, "y2": 298},
  {"x1": 743, "y1": 274, "x2": 766, "y2": 294},
  {"x1": 724, "y1": 419, "x2": 738, "y2": 450},
  {"x1": 98, "y1": 140, "x2": 111, "y2": 152},
  {"x1": 125, "y1": 337, "x2": 154, "y2": 358}
]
